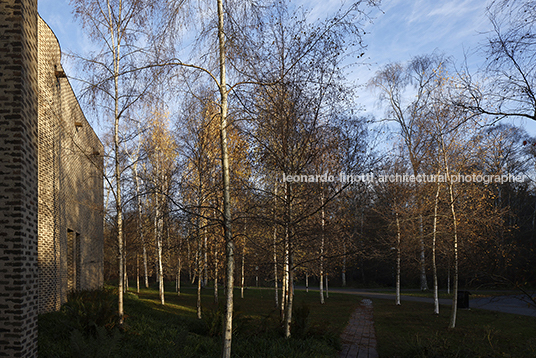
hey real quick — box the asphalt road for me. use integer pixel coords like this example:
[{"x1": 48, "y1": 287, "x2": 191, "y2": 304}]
[{"x1": 296, "y1": 287, "x2": 536, "y2": 317}]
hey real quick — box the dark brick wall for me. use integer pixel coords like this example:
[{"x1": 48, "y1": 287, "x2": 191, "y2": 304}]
[{"x1": 0, "y1": 0, "x2": 39, "y2": 356}]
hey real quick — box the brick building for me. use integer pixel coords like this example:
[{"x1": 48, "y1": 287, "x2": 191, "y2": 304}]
[
  {"x1": 0, "y1": 1, "x2": 103, "y2": 356},
  {"x1": 37, "y1": 15, "x2": 104, "y2": 313}
]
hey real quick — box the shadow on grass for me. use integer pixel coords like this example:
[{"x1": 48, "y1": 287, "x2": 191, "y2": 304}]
[
  {"x1": 39, "y1": 285, "x2": 358, "y2": 357},
  {"x1": 373, "y1": 298, "x2": 536, "y2": 357}
]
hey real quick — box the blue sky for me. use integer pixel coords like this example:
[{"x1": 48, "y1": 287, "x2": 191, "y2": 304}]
[{"x1": 38, "y1": 0, "x2": 536, "y2": 137}]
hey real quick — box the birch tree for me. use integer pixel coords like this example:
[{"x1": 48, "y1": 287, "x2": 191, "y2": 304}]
[
  {"x1": 458, "y1": 0, "x2": 536, "y2": 122},
  {"x1": 241, "y1": 0, "x2": 376, "y2": 336},
  {"x1": 422, "y1": 64, "x2": 475, "y2": 327},
  {"x1": 71, "y1": 0, "x2": 163, "y2": 324},
  {"x1": 369, "y1": 58, "x2": 439, "y2": 291},
  {"x1": 143, "y1": 110, "x2": 177, "y2": 305}
]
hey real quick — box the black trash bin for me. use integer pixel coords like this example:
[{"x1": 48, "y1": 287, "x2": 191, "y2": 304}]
[{"x1": 457, "y1": 290, "x2": 471, "y2": 309}]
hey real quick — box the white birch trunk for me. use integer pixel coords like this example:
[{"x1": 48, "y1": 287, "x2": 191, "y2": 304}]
[
  {"x1": 305, "y1": 272, "x2": 308, "y2": 293},
  {"x1": 157, "y1": 242, "x2": 164, "y2": 304},
  {"x1": 395, "y1": 211, "x2": 401, "y2": 306},
  {"x1": 273, "y1": 185, "x2": 279, "y2": 307},
  {"x1": 155, "y1": 212, "x2": 160, "y2": 286},
  {"x1": 152, "y1": 154, "x2": 165, "y2": 306},
  {"x1": 320, "y1": 191, "x2": 325, "y2": 304},
  {"x1": 108, "y1": 0, "x2": 123, "y2": 323},
  {"x1": 214, "y1": 240, "x2": 218, "y2": 303},
  {"x1": 133, "y1": 150, "x2": 148, "y2": 289},
  {"x1": 204, "y1": 227, "x2": 208, "y2": 287},
  {"x1": 281, "y1": 240, "x2": 288, "y2": 321},
  {"x1": 143, "y1": 246, "x2": 148, "y2": 288},
  {"x1": 197, "y1": 273, "x2": 202, "y2": 319},
  {"x1": 197, "y1": 218, "x2": 203, "y2": 319},
  {"x1": 187, "y1": 238, "x2": 192, "y2": 283},
  {"x1": 281, "y1": 208, "x2": 288, "y2": 320},
  {"x1": 432, "y1": 180, "x2": 441, "y2": 315},
  {"x1": 177, "y1": 257, "x2": 181, "y2": 296},
  {"x1": 342, "y1": 241, "x2": 346, "y2": 287},
  {"x1": 284, "y1": 253, "x2": 294, "y2": 338},
  {"x1": 193, "y1": 241, "x2": 199, "y2": 285},
  {"x1": 124, "y1": 253, "x2": 128, "y2": 293},
  {"x1": 439, "y1": 134, "x2": 459, "y2": 328},
  {"x1": 448, "y1": 179, "x2": 459, "y2": 328},
  {"x1": 325, "y1": 272, "x2": 329, "y2": 298},
  {"x1": 218, "y1": 0, "x2": 234, "y2": 354},
  {"x1": 283, "y1": 182, "x2": 293, "y2": 337},
  {"x1": 241, "y1": 239, "x2": 245, "y2": 299}
]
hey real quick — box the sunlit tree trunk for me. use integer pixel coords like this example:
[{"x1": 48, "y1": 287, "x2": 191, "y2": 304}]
[
  {"x1": 241, "y1": 237, "x2": 245, "y2": 299},
  {"x1": 214, "y1": 241, "x2": 218, "y2": 303},
  {"x1": 281, "y1": 239, "x2": 288, "y2": 321},
  {"x1": 448, "y1": 179, "x2": 459, "y2": 328},
  {"x1": 432, "y1": 179, "x2": 441, "y2": 315},
  {"x1": 155, "y1": 185, "x2": 165, "y2": 305},
  {"x1": 136, "y1": 255, "x2": 140, "y2": 293},
  {"x1": 109, "y1": 0, "x2": 124, "y2": 323},
  {"x1": 177, "y1": 257, "x2": 181, "y2": 296},
  {"x1": 213, "y1": 210, "x2": 219, "y2": 303},
  {"x1": 143, "y1": 233, "x2": 148, "y2": 288},
  {"x1": 305, "y1": 272, "x2": 309, "y2": 293},
  {"x1": 133, "y1": 161, "x2": 149, "y2": 289},
  {"x1": 320, "y1": 191, "x2": 325, "y2": 304},
  {"x1": 284, "y1": 251, "x2": 294, "y2": 338},
  {"x1": 124, "y1": 252, "x2": 128, "y2": 293},
  {"x1": 325, "y1": 272, "x2": 329, "y2": 298},
  {"x1": 280, "y1": 181, "x2": 291, "y2": 322},
  {"x1": 273, "y1": 185, "x2": 279, "y2": 307},
  {"x1": 360, "y1": 208, "x2": 366, "y2": 284},
  {"x1": 283, "y1": 188, "x2": 293, "y2": 337},
  {"x1": 155, "y1": 216, "x2": 160, "y2": 286},
  {"x1": 218, "y1": 0, "x2": 235, "y2": 355},
  {"x1": 187, "y1": 238, "x2": 193, "y2": 284},
  {"x1": 283, "y1": 181, "x2": 294, "y2": 338},
  {"x1": 197, "y1": 217, "x2": 203, "y2": 319},
  {"x1": 395, "y1": 211, "x2": 401, "y2": 306},
  {"x1": 204, "y1": 227, "x2": 208, "y2": 287},
  {"x1": 438, "y1": 135, "x2": 459, "y2": 328}
]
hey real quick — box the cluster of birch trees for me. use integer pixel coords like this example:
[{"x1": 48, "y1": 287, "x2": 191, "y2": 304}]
[{"x1": 69, "y1": 0, "x2": 536, "y2": 354}]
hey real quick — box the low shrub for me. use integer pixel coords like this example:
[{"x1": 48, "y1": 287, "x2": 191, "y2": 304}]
[
  {"x1": 292, "y1": 301, "x2": 310, "y2": 338},
  {"x1": 61, "y1": 288, "x2": 121, "y2": 336}
]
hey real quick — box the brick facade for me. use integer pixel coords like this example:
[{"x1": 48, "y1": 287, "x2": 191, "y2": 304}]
[
  {"x1": 0, "y1": 2, "x2": 103, "y2": 355},
  {"x1": 37, "y1": 16, "x2": 104, "y2": 314},
  {"x1": 0, "y1": 0, "x2": 39, "y2": 356}
]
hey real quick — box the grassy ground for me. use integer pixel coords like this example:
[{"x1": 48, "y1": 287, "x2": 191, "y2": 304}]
[
  {"x1": 373, "y1": 298, "x2": 536, "y2": 357},
  {"x1": 38, "y1": 283, "x2": 360, "y2": 358},
  {"x1": 374, "y1": 289, "x2": 519, "y2": 299},
  {"x1": 38, "y1": 283, "x2": 536, "y2": 357}
]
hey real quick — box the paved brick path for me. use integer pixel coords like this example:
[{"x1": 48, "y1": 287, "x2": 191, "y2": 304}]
[{"x1": 339, "y1": 298, "x2": 378, "y2": 358}]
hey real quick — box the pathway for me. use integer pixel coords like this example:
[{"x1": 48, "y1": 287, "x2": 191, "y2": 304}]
[{"x1": 339, "y1": 298, "x2": 378, "y2": 358}]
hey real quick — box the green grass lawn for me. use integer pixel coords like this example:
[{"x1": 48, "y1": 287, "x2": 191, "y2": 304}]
[
  {"x1": 38, "y1": 283, "x2": 536, "y2": 357},
  {"x1": 373, "y1": 298, "x2": 536, "y2": 357},
  {"x1": 373, "y1": 289, "x2": 518, "y2": 300},
  {"x1": 38, "y1": 283, "x2": 361, "y2": 358}
]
